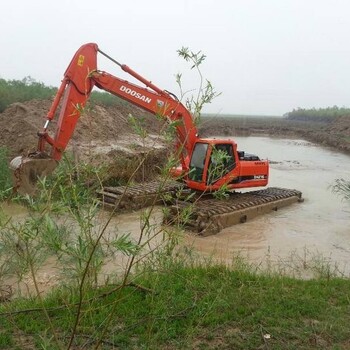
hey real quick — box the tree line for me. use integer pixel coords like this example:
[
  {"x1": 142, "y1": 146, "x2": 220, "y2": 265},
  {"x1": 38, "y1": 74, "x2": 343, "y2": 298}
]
[
  {"x1": 284, "y1": 106, "x2": 350, "y2": 122},
  {"x1": 0, "y1": 77, "x2": 126, "y2": 113}
]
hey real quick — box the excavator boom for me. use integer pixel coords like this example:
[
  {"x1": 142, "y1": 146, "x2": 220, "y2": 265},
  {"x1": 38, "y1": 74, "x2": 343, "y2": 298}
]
[
  {"x1": 11, "y1": 43, "x2": 198, "y2": 193},
  {"x1": 37, "y1": 43, "x2": 197, "y2": 168},
  {"x1": 11, "y1": 43, "x2": 269, "y2": 195}
]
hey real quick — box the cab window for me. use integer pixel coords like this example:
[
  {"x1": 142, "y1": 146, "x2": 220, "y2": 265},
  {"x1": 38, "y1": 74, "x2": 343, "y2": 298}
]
[
  {"x1": 189, "y1": 143, "x2": 209, "y2": 182},
  {"x1": 207, "y1": 144, "x2": 235, "y2": 184}
]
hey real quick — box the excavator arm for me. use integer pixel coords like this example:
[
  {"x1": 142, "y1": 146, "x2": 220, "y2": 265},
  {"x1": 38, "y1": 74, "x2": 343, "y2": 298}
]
[
  {"x1": 36, "y1": 43, "x2": 98, "y2": 159},
  {"x1": 11, "y1": 43, "x2": 200, "y2": 194},
  {"x1": 37, "y1": 43, "x2": 197, "y2": 170}
]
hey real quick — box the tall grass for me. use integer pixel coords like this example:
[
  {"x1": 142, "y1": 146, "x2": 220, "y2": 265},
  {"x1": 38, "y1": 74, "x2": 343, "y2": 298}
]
[
  {"x1": 0, "y1": 148, "x2": 12, "y2": 200},
  {"x1": 0, "y1": 77, "x2": 129, "y2": 113},
  {"x1": 284, "y1": 106, "x2": 350, "y2": 122},
  {"x1": 1, "y1": 256, "x2": 350, "y2": 349},
  {"x1": 0, "y1": 77, "x2": 56, "y2": 112}
]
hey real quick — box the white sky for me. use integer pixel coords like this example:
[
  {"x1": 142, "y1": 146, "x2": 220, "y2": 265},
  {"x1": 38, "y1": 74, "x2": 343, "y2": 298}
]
[{"x1": 1, "y1": 0, "x2": 350, "y2": 115}]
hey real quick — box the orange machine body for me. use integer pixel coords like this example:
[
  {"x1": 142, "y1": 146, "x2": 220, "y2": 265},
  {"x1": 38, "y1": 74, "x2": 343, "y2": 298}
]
[{"x1": 36, "y1": 43, "x2": 268, "y2": 192}]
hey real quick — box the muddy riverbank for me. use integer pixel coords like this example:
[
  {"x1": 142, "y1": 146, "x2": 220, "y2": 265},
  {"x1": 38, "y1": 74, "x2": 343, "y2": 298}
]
[
  {"x1": 199, "y1": 115, "x2": 350, "y2": 154},
  {"x1": 1, "y1": 99, "x2": 350, "y2": 169}
]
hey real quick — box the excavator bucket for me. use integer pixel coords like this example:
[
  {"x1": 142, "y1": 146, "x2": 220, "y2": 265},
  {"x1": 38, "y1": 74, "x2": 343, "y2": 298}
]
[{"x1": 10, "y1": 156, "x2": 58, "y2": 195}]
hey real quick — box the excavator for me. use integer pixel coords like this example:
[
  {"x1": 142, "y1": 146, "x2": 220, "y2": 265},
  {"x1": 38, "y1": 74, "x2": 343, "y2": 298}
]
[{"x1": 10, "y1": 43, "x2": 302, "y2": 235}]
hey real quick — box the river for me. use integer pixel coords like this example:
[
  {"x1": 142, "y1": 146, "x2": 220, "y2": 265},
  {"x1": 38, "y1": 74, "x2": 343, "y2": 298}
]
[
  {"x1": 185, "y1": 136, "x2": 350, "y2": 276},
  {"x1": 2, "y1": 136, "x2": 350, "y2": 293}
]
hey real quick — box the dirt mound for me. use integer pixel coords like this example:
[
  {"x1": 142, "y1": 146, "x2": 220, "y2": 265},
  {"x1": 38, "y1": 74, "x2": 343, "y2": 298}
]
[
  {"x1": 0, "y1": 100, "x2": 50, "y2": 157},
  {"x1": 0, "y1": 99, "x2": 168, "y2": 182},
  {"x1": 328, "y1": 116, "x2": 350, "y2": 136},
  {"x1": 0, "y1": 99, "x2": 165, "y2": 157}
]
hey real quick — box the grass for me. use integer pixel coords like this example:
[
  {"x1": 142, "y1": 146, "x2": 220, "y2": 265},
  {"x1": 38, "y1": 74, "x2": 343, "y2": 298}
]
[
  {"x1": 1, "y1": 259, "x2": 350, "y2": 349},
  {"x1": 0, "y1": 148, "x2": 12, "y2": 200}
]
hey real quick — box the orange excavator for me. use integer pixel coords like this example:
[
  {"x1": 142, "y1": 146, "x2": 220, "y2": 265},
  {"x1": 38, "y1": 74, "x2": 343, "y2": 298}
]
[
  {"x1": 10, "y1": 43, "x2": 302, "y2": 235},
  {"x1": 11, "y1": 43, "x2": 268, "y2": 194}
]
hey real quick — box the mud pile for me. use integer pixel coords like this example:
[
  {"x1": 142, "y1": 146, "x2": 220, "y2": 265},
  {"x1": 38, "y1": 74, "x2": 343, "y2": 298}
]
[{"x1": 0, "y1": 99, "x2": 168, "y2": 182}]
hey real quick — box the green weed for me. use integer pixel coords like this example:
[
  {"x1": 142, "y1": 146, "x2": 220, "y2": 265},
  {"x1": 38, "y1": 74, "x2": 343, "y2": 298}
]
[
  {"x1": 0, "y1": 148, "x2": 12, "y2": 200},
  {"x1": 0, "y1": 77, "x2": 128, "y2": 113},
  {"x1": 1, "y1": 259, "x2": 350, "y2": 349},
  {"x1": 332, "y1": 178, "x2": 350, "y2": 202}
]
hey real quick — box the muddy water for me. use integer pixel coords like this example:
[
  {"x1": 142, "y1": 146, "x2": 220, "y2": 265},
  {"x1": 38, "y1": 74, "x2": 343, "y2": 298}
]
[
  {"x1": 2, "y1": 137, "x2": 350, "y2": 295},
  {"x1": 0, "y1": 206, "x2": 165, "y2": 297},
  {"x1": 185, "y1": 137, "x2": 350, "y2": 275}
]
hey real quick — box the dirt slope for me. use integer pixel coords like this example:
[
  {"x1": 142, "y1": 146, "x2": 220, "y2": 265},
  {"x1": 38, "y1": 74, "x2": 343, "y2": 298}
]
[
  {"x1": 0, "y1": 99, "x2": 168, "y2": 182},
  {"x1": 0, "y1": 99, "x2": 165, "y2": 156}
]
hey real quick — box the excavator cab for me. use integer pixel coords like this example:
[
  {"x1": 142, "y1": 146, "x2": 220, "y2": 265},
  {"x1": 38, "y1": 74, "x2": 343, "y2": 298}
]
[
  {"x1": 186, "y1": 139, "x2": 268, "y2": 191},
  {"x1": 188, "y1": 142, "x2": 235, "y2": 183}
]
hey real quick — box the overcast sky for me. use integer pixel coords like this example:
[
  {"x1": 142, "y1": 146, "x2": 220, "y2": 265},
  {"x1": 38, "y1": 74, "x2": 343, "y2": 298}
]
[{"x1": 1, "y1": 0, "x2": 350, "y2": 115}]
